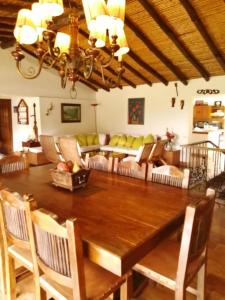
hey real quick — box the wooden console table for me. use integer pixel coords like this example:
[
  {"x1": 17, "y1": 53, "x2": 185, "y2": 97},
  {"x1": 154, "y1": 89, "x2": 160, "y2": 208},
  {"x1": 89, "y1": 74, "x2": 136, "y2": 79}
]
[{"x1": 163, "y1": 149, "x2": 180, "y2": 166}]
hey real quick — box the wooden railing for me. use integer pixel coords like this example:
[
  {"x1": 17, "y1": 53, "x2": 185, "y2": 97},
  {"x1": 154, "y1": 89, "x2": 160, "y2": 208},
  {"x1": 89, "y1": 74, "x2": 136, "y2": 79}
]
[{"x1": 180, "y1": 140, "x2": 225, "y2": 187}]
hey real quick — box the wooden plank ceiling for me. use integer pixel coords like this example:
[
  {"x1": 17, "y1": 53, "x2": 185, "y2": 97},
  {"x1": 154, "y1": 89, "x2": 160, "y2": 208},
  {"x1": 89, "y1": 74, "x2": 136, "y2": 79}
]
[{"x1": 0, "y1": 0, "x2": 225, "y2": 91}]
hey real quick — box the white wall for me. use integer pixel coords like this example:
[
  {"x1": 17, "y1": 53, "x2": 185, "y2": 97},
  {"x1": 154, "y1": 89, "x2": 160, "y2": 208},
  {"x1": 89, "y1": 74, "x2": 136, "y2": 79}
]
[
  {"x1": 39, "y1": 97, "x2": 96, "y2": 136},
  {"x1": 0, "y1": 48, "x2": 97, "y2": 151},
  {"x1": 96, "y1": 75, "x2": 225, "y2": 145}
]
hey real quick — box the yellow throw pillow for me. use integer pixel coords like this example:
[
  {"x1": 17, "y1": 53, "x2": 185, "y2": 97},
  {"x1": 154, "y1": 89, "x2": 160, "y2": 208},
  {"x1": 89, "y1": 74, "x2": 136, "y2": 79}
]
[
  {"x1": 143, "y1": 134, "x2": 154, "y2": 144},
  {"x1": 117, "y1": 135, "x2": 127, "y2": 147},
  {"x1": 72, "y1": 161, "x2": 80, "y2": 173},
  {"x1": 87, "y1": 134, "x2": 95, "y2": 146},
  {"x1": 125, "y1": 135, "x2": 135, "y2": 148},
  {"x1": 132, "y1": 136, "x2": 143, "y2": 149},
  {"x1": 76, "y1": 134, "x2": 87, "y2": 146},
  {"x1": 109, "y1": 135, "x2": 120, "y2": 146}
]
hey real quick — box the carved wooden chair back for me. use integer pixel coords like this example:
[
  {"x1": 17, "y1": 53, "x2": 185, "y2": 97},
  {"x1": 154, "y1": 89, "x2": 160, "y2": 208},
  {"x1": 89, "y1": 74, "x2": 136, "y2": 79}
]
[
  {"x1": 59, "y1": 137, "x2": 84, "y2": 166},
  {"x1": 0, "y1": 154, "x2": 28, "y2": 174},
  {"x1": 137, "y1": 142, "x2": 156, "y2": 164},
  {"x1": 31, "y1": 209, "x2": 86, "y2": 299},
  {"x1": 149, "y1": 140, "x2": 167, "y2": 164},
  {"x1": 0, "y1": 189, "x2": 38, "y2": 299},
  {"x1": 40, "y1": 135, "x2": 62, "y2": 164},
  {"x1": 0, "y1": 189, "x2": 37, "y2": 247},
  {"x1": 177, "y1": 188, "x2": 215, "y2": 286}
]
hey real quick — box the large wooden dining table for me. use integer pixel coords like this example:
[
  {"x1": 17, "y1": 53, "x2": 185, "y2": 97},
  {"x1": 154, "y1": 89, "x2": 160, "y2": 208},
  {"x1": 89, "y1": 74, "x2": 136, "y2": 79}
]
[{"x1": 0, "y1": 164, "x2": 196, "y2": 277}]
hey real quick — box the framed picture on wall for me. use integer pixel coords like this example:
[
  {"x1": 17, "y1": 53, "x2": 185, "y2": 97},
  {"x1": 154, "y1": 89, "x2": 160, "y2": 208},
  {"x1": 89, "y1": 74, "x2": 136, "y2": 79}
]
[
  {"x1": 61, "y1": 103, "x2": 81, "y2": 123},
  {"x1": 128, "y1": 98, "x2": 145, "y2": 125}
]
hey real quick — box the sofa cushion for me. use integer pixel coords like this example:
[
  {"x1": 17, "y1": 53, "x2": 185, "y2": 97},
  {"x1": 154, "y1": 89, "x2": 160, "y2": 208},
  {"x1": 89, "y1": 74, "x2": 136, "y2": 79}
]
[
  {"x1": 132, "y1": 136, "x2": 143, "y2": 149},
  {"x1": 94, "y1": 134, "x2": 99, "y2": 145},
  {"x1": 109, "y1": 135, "x2": 120, "y2": 146},
  {"x1": 125, "y1": 135, "x2": 135, "y2": 148},
  {"x1": 143, "y1": 134, "x2": 154, "y2": 144},
  {"x1": 117, "y1": 135, "x2": 127, "y2": 147},
  {"x1": 76, "y1": 134, "x2": 87, "y2": 146},
  {"x1": 87, "y1": 134, "x2": 95, "y2": 146}
]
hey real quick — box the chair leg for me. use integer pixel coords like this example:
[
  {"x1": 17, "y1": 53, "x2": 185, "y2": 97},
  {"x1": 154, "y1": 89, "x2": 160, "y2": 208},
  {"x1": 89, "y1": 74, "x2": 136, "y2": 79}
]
[
  {"x1": 5, "y1": 254, "x2": 16, "y2": 300},
  {"x1": 0, "y1": 246, "x2": 6, "y2": 296},
  {"x1": 197, "y1": 264, "x2": 206, "y2": 300},
  {"x1": 120, "y1": 275, "x2": 133, "y2": 300},
  {"x1": 175, "y1": 287, "x2": 186, "y2": 300}
]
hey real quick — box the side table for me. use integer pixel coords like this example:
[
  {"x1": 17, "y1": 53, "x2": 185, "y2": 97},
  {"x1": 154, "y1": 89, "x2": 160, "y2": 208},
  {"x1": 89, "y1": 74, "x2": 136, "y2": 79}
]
[{"x1": 163, "y1": 149, "x2": 180, "y2": 166}]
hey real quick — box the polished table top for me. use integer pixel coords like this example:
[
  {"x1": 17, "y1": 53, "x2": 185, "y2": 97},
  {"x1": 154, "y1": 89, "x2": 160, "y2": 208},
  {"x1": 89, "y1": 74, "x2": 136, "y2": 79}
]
[{"x1": 0, "y1": 164, "x2": 195, "y2": 276}]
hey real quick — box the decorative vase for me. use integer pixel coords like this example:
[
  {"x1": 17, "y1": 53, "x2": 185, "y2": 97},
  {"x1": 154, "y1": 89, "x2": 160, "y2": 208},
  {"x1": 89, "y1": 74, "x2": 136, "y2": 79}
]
[{"x1": 165, "y1": 141, "x2": 173, "y2": 151}]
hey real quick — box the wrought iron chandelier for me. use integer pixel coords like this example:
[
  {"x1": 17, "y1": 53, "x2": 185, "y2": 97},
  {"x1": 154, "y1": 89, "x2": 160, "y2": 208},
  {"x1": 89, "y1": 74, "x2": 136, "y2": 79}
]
[{"x1": 11, "y1": 0, "x2": 129, "y2": 95}]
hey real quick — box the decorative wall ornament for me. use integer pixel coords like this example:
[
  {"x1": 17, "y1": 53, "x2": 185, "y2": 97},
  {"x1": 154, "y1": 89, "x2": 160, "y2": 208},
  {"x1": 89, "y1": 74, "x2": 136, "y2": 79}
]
[
  {"x1": 174, "y1": 83, "x2": 178, "y2": 96},
  {"x1": 128, "y1": 98, "x2": 145, "y2": 125},
  {"x1": 171, "y1": 97, "x2": 176, "y2": 107},
  {"x1": 180, "y1": 100, "x2": 185, "y2": 110},
  {"x1": 197, "y1": 89, "x2": 220, "y2": 94},
  {"x1": 46, "y1": 103, "x2": 54, "y2": 116}
]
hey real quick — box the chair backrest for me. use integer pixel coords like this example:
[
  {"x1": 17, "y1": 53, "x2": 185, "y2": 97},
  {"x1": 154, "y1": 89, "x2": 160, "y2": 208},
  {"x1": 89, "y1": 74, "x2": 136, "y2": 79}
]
[
  {"x1": 149, "y1": 140, "x2": 166, "y2": 163},
  {"x1": 58, "y1": 137, "x2": 84, "y2": 166},
  {"x1": 40, "y1": 135, "x2": 62, "y2": 164},
  {"x1": 0, "y1": 154, "x2": 28, "y2": 174},
  {"x1": 31, "y1": 209, "x2": 86, "y2": 299},
  {"x1": 176, "y1": 188, "x2": 215, "y2": 286},
  {"x1": 136, "y1": 143, "x2": 156, "y2": 163},
  {"x1": 0, "y1": 189, "x2": 37, "y2": 246}
]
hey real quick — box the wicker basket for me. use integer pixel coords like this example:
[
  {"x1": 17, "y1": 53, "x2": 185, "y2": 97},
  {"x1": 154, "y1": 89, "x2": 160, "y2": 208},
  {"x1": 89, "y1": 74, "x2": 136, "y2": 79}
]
[{"x1": 50, "y1": 168, "x2": 91, "y2": 191}]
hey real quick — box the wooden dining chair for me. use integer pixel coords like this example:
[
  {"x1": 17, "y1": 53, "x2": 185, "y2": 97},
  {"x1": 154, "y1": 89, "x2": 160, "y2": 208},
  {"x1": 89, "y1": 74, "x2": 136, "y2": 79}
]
[
  {"x1": 40, "y1": 135, "x2": 62, "y2": 164},
  {"x1": 114, "y1": 143, "x2": 156, "y2": 180},
  {"x1": 29, "y1": 209, "x2": 132, "y2": 300},
  {"x1": 133, "y1": 188, "x2": 216, "y2": 300},
  {"x1": 0, "y1": 153, "x2": 29, "y2": 174},
  {"x1": 0, "y1": 189, "x2": 40, "y2": 300}
]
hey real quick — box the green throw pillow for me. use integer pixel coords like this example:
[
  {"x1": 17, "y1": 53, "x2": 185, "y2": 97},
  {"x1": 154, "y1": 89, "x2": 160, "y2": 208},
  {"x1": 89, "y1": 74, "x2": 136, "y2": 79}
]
[
  {"x1": 76, "y1": 134, "x2": 87, "y2": 146},
  {"x1": 132, "y1": 136, "x2": 143, "y2": 149},
  {"x1": 109, "y1": 135, "x2": 120, "y2": 146},
  {"x1": 87, "y1": 134, "x2": 95, "y2": 146},
  {"x1": 94, "y1": 134, "x2": 99, "y2": 145},
  {"x1": 117, "y1": 135, "x2": 127, "y2": 147},
  {"x1": 125, "y1": 135, "x2": 135, "y2": 148},
  {"x1": 143, "y1": 134, "x2": 154, "y2": 144}
]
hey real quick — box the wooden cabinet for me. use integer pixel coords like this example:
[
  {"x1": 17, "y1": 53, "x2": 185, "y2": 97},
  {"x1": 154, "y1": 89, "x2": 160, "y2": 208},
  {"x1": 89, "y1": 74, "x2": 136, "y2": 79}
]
[
  {"x1": 163, "y1": 150, "x2": 180, "y2": 166},
  {"x1": 193, "y1": 104, "x2": 224, "y2": 128},
  {"x1": 27, "y1": 151, "x2": 49, "y2": 166},
  {"x1": 193, "y1": 105, "x2": 210, "y2": 123}
]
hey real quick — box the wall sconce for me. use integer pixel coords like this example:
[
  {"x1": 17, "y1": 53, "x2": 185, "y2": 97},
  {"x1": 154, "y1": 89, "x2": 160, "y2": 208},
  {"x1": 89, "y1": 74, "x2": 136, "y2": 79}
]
[
  {"x1": 180, "y1": 100, "x2": 185, "y2": 110},
  {"x1": 46, "y1": 103, "x2": 54, "y2": 116}
]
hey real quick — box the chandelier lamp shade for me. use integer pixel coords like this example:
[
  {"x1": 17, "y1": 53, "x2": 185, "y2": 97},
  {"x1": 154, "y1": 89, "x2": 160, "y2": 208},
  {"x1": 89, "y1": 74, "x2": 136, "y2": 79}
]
[{"x1": 11, "y1": 0, "x2": 129, "y2": 93}]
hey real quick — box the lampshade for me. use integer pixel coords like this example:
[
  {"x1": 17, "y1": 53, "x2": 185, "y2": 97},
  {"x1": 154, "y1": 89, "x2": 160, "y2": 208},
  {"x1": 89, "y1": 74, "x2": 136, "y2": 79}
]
[
  {"x1": 14, "y1": 9, "x2": 38, "y2": 45},
  {"x1": 54, "y1": 32, "x2": 71, "y2": 54},
  {"x1": 32, "y1": 3, "x2": 52, "y2": 42},
  {"x1": 114, "y1": 27, "x2": 129, "y2": 56},
  {"x1": 107, "y1": 0, "x2": 125, "y2": 27},
  {"x1": 89, "y1": 19, "x2": 106, "y2": 48},
  {"x1": 82, "y1": 0, "x2": 108, "y2": 31},
  {"x1": 38, "y1": 0, "x2": 64, "y2": 17}
]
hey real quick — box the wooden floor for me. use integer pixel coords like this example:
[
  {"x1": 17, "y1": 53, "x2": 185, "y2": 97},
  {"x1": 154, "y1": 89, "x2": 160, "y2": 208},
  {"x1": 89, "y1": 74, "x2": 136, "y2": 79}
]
[{"x1": 0, "y1": 202, "x2": 224, "y2": 300}]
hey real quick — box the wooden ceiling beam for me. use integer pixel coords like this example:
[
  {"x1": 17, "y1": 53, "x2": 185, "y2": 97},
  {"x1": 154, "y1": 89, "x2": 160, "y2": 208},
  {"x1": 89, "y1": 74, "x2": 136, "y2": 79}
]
[
  {"x1": 107, "y1": 66, "x2": 136, "y2": 88},
  {"x1": 0, "y1": 23, "x2": 14, "y2": 31},
  {"x1": 180, "y1": 0, "x2": 225, "y2": 72},
  {"x1": 125, "y1": 16, "x2": 188, "y2": 85},
  {"x1": 0, "y1": 38, "x2": 15, "y2": 49},
  {"x1": 128, "y1": 50, "x2": 168, "y2": 85},
  {"x1": 137, "y1": 0, "x2": 210, "y2": 81},
  {"x1": 78, "y1": 78, "x2": 98, "y2": 92},
  {"x1": 0, "y1": 31, "x2": 13, "y2": 38},
  {"x1": 123, "y1": 62, "x2": 152, "y2": 86},
  {"x1": 0, "y1": 17, "x2": 16, "y2": 25}
]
